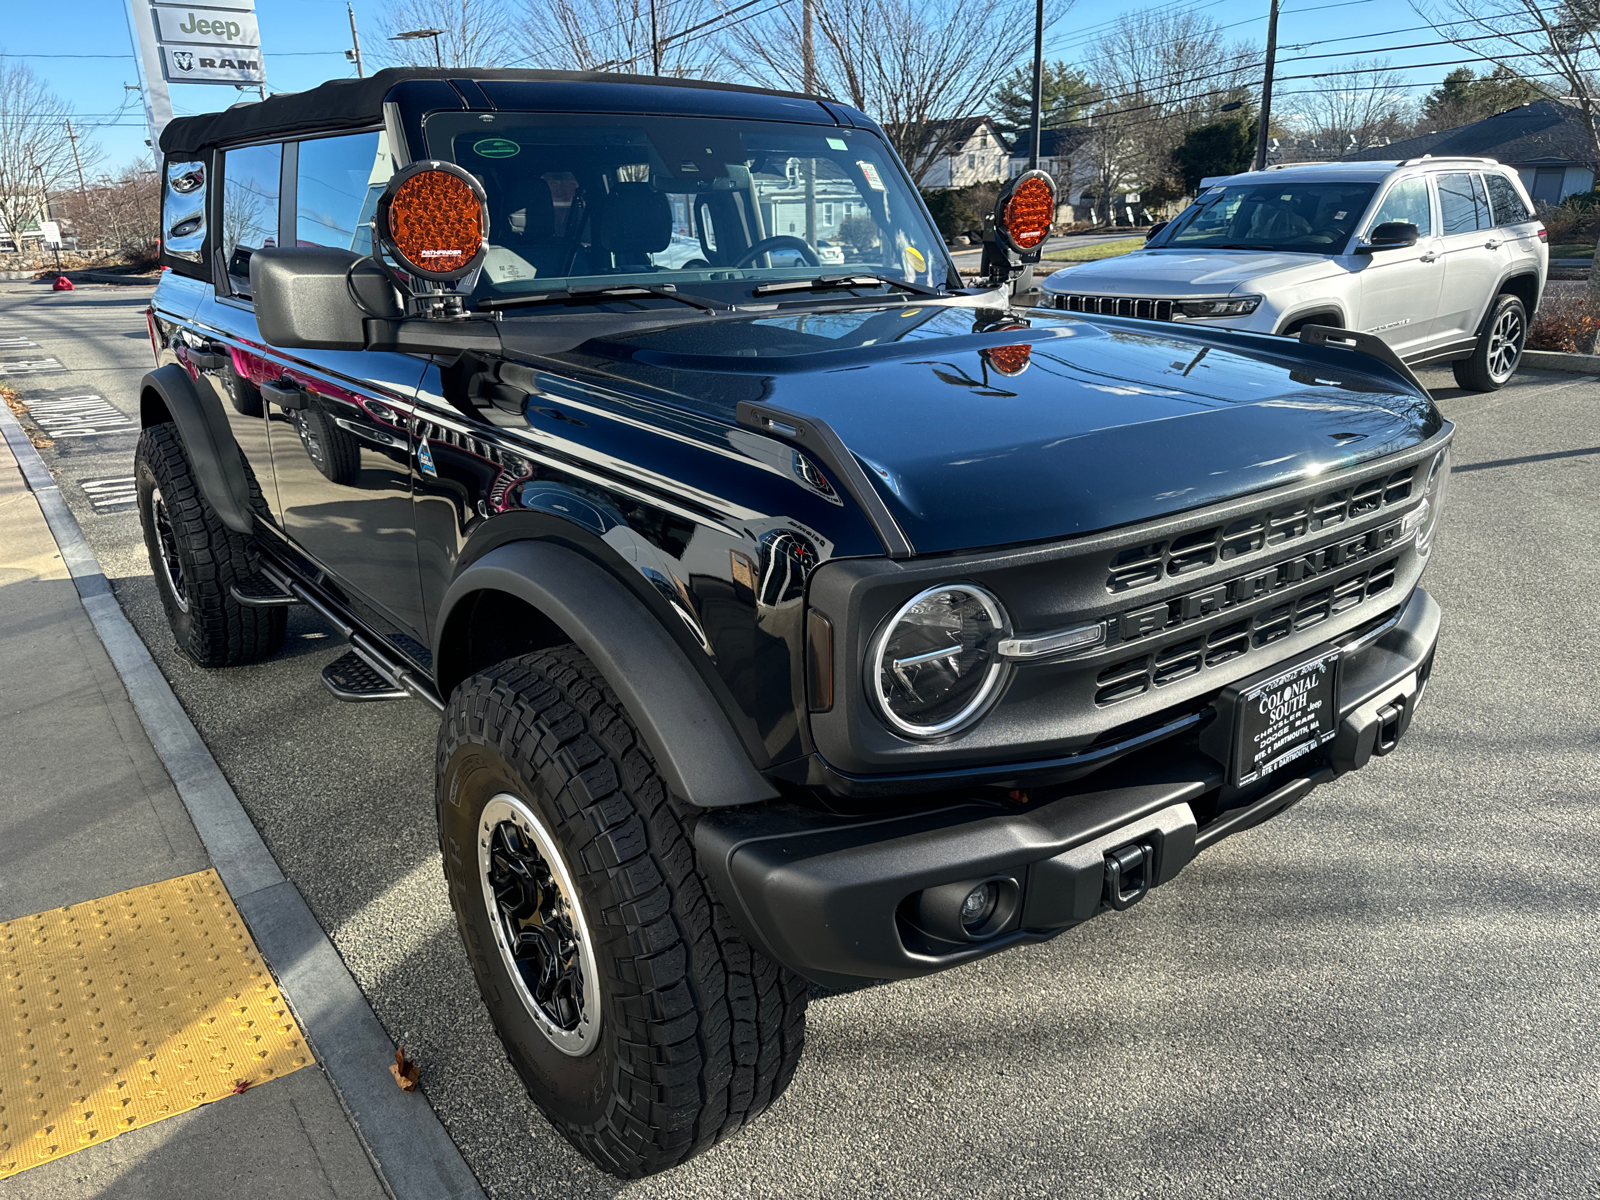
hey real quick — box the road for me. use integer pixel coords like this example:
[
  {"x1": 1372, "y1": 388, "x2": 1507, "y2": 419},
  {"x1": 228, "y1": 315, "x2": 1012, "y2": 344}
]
[
  {"x1": 3, "y1": 281, "x2": 1597, "y2": 1199},
  {"x1": 949, "y1": 230, "x2": 1136, "y2": 274}
]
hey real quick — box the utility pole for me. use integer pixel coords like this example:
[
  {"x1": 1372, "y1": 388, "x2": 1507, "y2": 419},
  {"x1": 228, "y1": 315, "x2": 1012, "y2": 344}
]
[
  {"x1": 65, "y1": 121, "x2": 89, "y2": 200},
  {"x1": 803, "y1": 0, "x2": 815, "y2": 249},
  {"x1": 1028, "y1": 0, "x2": 1043, "y2": 171},
  {"x1": 347, "y1": 3, "x2": 365, "y2": 77},
  {"x1": 650, "y1": 0, "x2": 661, "y2": 75},
  {"x1": 1253, "y1": 0, "x2": 1279, "y2": 172}
]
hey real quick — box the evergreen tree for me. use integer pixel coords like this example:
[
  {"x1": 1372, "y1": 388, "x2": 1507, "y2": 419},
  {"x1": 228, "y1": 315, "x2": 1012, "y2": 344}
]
[
  {"x1": 1421, "y1": 67, "x2": 1547, "y2": 130},
  {"x1": 991, "y1": 61, "x2": 1099, "y2": 133},
  {"x1": 1170, "y1": 117, "x2": 1256, "y2": 194}
]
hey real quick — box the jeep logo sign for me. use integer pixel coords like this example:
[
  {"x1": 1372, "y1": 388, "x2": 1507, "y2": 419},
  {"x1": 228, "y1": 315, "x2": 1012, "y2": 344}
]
[{"x1": 153, "y1": 4, "x2": 261, "y2": 49}]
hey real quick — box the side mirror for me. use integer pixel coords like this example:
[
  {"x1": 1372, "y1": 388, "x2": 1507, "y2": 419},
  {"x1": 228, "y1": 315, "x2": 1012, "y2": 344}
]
[
  {"x1": 1356, "y1": 221, "x2": 1420, "y2": 253},
  {"x1": 1145, "y1": 220, "x2": 1168, "y2": 242},
  {"x1": 250, "y1": 247, "x2": 403, "y2": 351}
]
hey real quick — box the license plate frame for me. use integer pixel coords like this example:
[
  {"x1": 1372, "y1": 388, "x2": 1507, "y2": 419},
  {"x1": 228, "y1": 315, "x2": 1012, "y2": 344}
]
[{"x1": 1222, "y1": 645, "x2": 1342, "y2": 788}]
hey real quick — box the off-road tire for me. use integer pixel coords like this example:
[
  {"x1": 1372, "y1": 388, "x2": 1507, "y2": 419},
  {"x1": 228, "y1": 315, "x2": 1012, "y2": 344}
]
[
  {"x1": 295, "y1": 406, "x2": 360, "y2": 485},
  {"x1": 134, "y1": 422, "x2": 285, "y2": 666},
  {"x1": 436, "y1": 646, "x2": 808, "y2": 1178},
  {"x1": 1453, "y1": 293, "x2": 1526, "y2": 392}
]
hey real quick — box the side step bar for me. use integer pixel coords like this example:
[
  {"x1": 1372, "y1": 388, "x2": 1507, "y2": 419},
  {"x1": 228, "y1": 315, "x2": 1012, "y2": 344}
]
[
  {"x1": 253, "y1": 558, "x2": 445, "y2": 712},
  {"x1": 230, "y1": 572, "x2": 301, "y2": 607}
]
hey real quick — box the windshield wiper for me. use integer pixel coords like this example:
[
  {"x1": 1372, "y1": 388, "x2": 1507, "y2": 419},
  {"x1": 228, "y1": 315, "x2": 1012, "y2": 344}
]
[
  {"x1": 751, "y1": 273, "x2": 942, "y2": 298},
  {"x1": 477, "y1": 283, "x2": 731, "y2": 314}
]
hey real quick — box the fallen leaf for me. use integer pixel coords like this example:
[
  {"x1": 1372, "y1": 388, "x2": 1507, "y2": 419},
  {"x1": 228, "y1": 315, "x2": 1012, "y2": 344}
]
[
  {"x1": 390, "y1": 1046, "x2": 420, "y2": 1093},
  {"x1": 231, "y1": 1079, "x2": 251, "y2": 1095}
]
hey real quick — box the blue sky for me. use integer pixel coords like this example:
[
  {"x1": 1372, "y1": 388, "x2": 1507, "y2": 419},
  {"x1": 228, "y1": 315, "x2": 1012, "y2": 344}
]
[{"x1": 2, "y1": 0, "x2": 1499, "y2": 174}]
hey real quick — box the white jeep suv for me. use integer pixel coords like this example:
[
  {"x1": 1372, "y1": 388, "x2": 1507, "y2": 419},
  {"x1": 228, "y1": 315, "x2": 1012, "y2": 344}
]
[{"x1": 1040, "y1": 158, "x2": 1547, "y2": 391}]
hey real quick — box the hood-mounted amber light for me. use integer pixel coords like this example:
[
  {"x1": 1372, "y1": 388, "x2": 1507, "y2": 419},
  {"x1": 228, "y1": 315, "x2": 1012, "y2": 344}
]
[
  {"x1": 995, "y1": 170, "x2": 1056, "y2": 255},
  {"x1": 374, "y1": 160, "x2": 489, "y2": 283}
]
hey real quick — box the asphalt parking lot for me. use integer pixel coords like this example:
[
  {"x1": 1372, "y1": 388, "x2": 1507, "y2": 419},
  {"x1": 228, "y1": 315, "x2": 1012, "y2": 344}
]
[{"x1": 2, "y1": 282, "x2": 1597, "y2": 1199}]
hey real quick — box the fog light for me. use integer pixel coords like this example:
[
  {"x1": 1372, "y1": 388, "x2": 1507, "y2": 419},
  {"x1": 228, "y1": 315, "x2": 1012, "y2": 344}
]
[{"x1": 960, "y1": 882, "x2": 998, "y2": 930}]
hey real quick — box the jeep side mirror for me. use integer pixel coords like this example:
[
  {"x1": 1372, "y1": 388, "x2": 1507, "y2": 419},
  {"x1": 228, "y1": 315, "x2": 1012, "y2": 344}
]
[
  {"x1": 1145, "y1": 220, "x2": 1167, "y2": 241},
  {"x1": 250, "y1": 247, "x2": 403, "y2": 351},
  {"x1": 1357, "y1": 221, "x2": 1420, "y2": 253}
]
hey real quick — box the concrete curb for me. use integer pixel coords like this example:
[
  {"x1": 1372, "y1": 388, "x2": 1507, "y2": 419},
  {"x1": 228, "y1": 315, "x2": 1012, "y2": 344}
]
[
  {"x1": 80, "y1": 272, "x2": 160, "y2": 286},
  {"x1": 0, "y1": 402, "x2": 486, "y2": 1200},
  {"x1": 1522, "y1": 348, "x2": 1600, "y2": 373}
]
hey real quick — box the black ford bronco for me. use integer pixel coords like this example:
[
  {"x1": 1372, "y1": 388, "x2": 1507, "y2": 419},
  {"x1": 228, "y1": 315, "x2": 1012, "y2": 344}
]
[{"x1": 141, "y1": 68, "x2": 1449, "y2": 1177}]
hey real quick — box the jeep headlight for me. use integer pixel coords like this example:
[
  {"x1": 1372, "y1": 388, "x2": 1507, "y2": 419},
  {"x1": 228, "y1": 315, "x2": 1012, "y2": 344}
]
[
  {"x1": 870, "y1": 584, "x2": 1010, "y2": 738},
  {"x1": 1175, "y1": 295, "x2": 1262, "y2": 318},
  {"x1": 1404, "y1": 445, "x2": 1451, "y2": 557}
]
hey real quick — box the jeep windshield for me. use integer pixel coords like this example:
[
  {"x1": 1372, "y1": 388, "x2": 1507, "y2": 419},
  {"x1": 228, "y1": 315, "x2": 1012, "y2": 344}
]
[
  {"x1": 421, "y1": 112, "x2": 956, "y2": 308},
  {"x1": 1151, "y1": 180, "x2": 1378, "y2": 255}
]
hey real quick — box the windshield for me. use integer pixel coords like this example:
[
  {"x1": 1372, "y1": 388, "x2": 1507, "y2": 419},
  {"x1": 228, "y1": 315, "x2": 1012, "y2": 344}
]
[
  {"x1": 1153, "y1": 181, "x2": 1378, "y2": 254},
  {"x1": 421, "y1": 112, "x2": 954, "y2": 305}
]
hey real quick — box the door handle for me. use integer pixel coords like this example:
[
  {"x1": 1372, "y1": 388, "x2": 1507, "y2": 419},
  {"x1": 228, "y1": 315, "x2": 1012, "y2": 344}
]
[
  {"x1": 262, "y1": 378, "x2": 307, "y2": 411},
  {"x1": 1419, "y1": 251, "x2": 1438, "y2": 263},
  {"x1": 1484, "y1": 238, "x2": 1501, "y2": 250}
]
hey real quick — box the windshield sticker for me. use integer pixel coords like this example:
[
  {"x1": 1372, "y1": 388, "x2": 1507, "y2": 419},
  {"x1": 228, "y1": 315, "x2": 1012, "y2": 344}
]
[
  {"x1": 1333, "y1": 210, "x2": 1347, "y2": 220},
  {"x1": 903, "y1": 245, "x2": 927, "y2": 276},
  {"x1": 858, "y1": 161, "x2": 887, "y2": 191},
  {"x1": 473, "y1": 138, "x2": 520, "y2": 158},
  {"x1": 827, "y1": 137, "x2": 848, "y2": 151}
]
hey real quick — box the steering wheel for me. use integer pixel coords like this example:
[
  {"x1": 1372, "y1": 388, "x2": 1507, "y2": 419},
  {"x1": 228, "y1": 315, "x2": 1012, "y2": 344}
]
[{"x1": 731, "y1": 235, "x2": 820, "y2": 270}]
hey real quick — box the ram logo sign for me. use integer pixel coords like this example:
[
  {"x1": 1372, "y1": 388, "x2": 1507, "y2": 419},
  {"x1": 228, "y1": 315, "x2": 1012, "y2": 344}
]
[{"x1": 153, "y1": 1, "x2": 265, "y2": 85}]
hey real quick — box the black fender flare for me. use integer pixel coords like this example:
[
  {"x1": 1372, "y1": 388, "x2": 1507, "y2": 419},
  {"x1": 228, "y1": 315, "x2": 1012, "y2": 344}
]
[
  {"x1": 436, "y1": 541, "x2": 779, "y2": 810},
  {"x1": 140, "y1": 363, "x2": 255, "y2": 534},
  {"x1": 1273, "y1": 303, "x2": 1347, "y2": 337}
]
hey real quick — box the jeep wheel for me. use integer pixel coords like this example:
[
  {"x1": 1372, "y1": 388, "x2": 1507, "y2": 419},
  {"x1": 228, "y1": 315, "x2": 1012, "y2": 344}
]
[
  {"x1": 135, "y1": 422, "x2": 286, "y2": 666},
  {"x1": 436, "y1": 646, "x2": 807, "y2": 1178},
  {"x1": 1453, "y1": 293, "x2": 1526, "y2": 391}
]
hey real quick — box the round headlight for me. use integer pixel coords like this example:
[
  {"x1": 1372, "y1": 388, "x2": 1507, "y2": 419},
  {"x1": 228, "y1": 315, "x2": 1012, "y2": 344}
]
[
  {"x1": 869, "y1": 584, "x2": 1010, "y2": 738},
  {"x1": 1414, "y1": 445, "x2": 1450, "y2": 557}
]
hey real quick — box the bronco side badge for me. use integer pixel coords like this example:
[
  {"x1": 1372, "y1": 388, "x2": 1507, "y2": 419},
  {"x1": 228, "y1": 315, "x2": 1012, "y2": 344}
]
[{"x1": 417, "y1": 440, "x2": 437, "y2": 477}]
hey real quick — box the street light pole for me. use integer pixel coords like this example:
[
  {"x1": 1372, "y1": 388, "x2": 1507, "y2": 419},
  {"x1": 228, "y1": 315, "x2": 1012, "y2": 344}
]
[
  {"x1": 390, "y1": 27, "x2": 445, "y2": 68},
  {"x1": 803, "y1": 0, "x2": 815, "y2": 249},
  {"x1": 1028, "y1": 0, "x2": 1043, "y2": 171},
  {"x1": 1253, "y1": 0, "x2": 1279, "y2": 171},
  {"x1": 65, "y1": 121, "x2": 89, "y2": 200},
  {"x1": 650, "y1": 0, "x2": 661, "y2": 75}
]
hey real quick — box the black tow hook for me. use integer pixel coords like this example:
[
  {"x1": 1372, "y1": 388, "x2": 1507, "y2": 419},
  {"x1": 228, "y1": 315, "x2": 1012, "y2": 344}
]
[{"x1": 1103, "y1": 841, "x2": 1154, "y2": 911}]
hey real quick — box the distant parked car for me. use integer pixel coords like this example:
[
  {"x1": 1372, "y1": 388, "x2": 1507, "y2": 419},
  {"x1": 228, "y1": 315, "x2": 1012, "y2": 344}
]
[{"x1": 1040, "y1": 157, "x2": 1547, "y2": 390}]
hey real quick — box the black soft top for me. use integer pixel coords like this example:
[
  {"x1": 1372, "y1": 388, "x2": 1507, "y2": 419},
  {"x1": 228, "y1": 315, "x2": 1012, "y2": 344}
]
[{"x1": 159, "y1": 67, "x2": 837, "y2": 156}]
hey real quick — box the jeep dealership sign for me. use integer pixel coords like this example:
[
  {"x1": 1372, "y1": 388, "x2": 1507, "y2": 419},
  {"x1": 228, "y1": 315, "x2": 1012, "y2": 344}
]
[{"x1": 146, "y1": 1, "x2": 266, "y2": 86}]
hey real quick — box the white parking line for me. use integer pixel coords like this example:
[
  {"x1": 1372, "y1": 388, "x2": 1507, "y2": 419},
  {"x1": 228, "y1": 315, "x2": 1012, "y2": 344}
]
[
  {"x1": 0, "y1": 336, "x2": 39, "y2": 349},
  {"x1": 81, "y1": 476, "x2": 138, "y2": 509},
  {"x1": 24, "y1": 395, "x2": 133, "y2": 438},
  {"x1": 0, "y1": 358, "x2": 65, "y2": 375}
]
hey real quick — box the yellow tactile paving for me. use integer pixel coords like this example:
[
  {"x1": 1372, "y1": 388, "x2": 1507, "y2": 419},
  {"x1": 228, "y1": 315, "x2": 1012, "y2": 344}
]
[{"x1": 0, "y1": 870, "x2": 312, "y2": 1179}]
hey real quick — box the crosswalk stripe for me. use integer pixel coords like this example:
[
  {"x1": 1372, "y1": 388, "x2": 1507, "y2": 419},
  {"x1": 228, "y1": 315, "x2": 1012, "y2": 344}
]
[
  {"x1": 24, "y1": 394, "x2": 133, "y2": 438},
  {"x1": 0, "y1": 358, "x2": 66, "y2": 375},
  {"x1": 81, "y1": 476, "x2": 138, "y2": 509}
]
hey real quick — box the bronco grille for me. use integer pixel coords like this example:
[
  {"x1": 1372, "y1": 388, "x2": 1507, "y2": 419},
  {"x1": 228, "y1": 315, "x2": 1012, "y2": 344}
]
[
  {"x1": 1094, "y1": 556, "x2": 1399, "y2": 706},
  {"x1": 1106, "y1": 466, "x2": 1417, "y2": 593},
  {"x1": 1054, "y1": 293, "x2": 1175, "y2": 320}
]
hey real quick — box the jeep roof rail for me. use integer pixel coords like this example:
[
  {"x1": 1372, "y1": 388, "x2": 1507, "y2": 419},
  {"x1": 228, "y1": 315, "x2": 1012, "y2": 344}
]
[{"x1": 1398, "y1": 155, "x2": 1499, "y2": 167}]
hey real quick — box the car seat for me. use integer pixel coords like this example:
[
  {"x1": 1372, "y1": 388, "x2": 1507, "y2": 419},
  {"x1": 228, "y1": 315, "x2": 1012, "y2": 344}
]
[{"x1": 594, "y1": 182, "x2": 672, "y2": 272}]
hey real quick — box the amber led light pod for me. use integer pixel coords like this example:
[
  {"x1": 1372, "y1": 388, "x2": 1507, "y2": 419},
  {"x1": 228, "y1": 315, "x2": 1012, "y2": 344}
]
[
  {"x1": 375, "y1": 160, "x2": 489, "y2": 282},
  {"x1": 996, "y1": 169, "x2": 1056, "y2": 254},
  {"x1": 984, "y1": 343, "x2": 1031, "y2": 376}
]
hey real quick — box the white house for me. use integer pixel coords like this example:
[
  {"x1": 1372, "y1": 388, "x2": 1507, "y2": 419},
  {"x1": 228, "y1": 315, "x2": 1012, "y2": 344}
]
[{"x1": 909, "y1": 117, "x2": 1011, "y2": 188}]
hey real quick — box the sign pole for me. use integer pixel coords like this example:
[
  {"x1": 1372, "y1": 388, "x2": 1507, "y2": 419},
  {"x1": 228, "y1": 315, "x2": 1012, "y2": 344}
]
[{"x1": 125, "y1": 0, "x2": 173, "y2": 165}]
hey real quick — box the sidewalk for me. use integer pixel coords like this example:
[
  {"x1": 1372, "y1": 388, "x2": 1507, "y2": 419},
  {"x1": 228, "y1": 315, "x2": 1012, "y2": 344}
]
[{"x1": 0, "y1": 432, "x2": 385, "y2": 1197}]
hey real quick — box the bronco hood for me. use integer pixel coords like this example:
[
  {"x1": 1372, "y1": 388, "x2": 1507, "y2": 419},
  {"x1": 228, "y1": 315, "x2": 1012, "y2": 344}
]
[{"x1": 512, "y1": 302, "x2": 1442, "y2": 556}]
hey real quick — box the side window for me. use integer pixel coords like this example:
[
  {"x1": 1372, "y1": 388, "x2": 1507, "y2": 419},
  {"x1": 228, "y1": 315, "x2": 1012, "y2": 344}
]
[
  {"x1": 1485, "y1": 173, "x2": 1534, "y2": 227},
  {"x1": 1438, "y1": 172, "x2": 1490, "y2": 235},
  {"x1": 295, "y1": 131, "x2": 392, "y2": 254},
  {"x1": 162, "y1": 159, "x2": 207, "y2": 263},
  {"x1": 1368, "y1": 176, "x2": 1432, "y2": 236},
  {"x1": 220, "y1": 142, "x2": 282, "y2": 295}
]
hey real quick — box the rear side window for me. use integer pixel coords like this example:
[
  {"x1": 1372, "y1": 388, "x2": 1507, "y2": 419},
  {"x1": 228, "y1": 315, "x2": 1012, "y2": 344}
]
[
  {"x1": 1438, "y1": 172, "x2": 1491, "y2": 234},
  {"x1": 295, "y1": 131, "x2": 392, "y2": 255},
  {"x1": 1368, "y1": 176, "x2": 1432, "y2": 236},
  {"x1": 220, "y1": 142, "x2": 282, "y2": 295},
  {"x1": 1484, "y1": 173, "x2": 1534, "y2": 226}
]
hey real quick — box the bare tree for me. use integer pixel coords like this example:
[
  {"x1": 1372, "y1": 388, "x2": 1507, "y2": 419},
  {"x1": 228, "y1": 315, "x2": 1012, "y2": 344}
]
[
  {"x1": 0, "y1": 58, "x2": 99, "y2": 249},
  {"x1": 1084, "y1": 11, "x2": 1257, "y2": 214},
  {"x1": 373, "y1": 0, "x2": 512, "y2": 67},
  {"x1": 1412, "y1": 0, "x2": 1600, "y2": 288},
  {"x1": 56, "y1": 166, "x2": 160, "y2": 261},
  {"x1": 727, "y1": 0, "x2": 1053, "y2": 185},
  {"x1": 519, "y1": 0, "x2": 729, "y2": 76},
  {"x1": 1278, "y1": 58, "x2": 1415, "y2": 154}
]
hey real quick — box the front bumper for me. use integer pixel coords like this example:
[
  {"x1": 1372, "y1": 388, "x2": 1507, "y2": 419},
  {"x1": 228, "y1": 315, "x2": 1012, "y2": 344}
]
[{"x1": 698, "y1": 586, "x2": 1439, "y2": 988}]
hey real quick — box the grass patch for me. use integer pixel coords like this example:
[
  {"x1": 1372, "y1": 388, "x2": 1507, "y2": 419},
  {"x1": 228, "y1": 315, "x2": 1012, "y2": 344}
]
[
  {"x1": 1042, "y1": 236, "x2": 1146, "y2": 263},
  {"x1": 1549, "y1": 243, "x2": 1595, "y2": 259}
]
